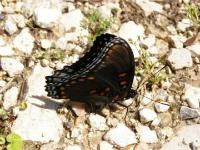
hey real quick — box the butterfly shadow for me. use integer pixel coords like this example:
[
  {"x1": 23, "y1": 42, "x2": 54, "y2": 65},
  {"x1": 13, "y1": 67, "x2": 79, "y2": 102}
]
[{"x1": 30, "y1": 95, "x2": 68, "y2": 110}]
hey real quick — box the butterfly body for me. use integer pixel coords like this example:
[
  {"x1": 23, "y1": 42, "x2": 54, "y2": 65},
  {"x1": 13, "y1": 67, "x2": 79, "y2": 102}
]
[{"x1": 45, "y1": 33, "x2": 135, "y2": 105}]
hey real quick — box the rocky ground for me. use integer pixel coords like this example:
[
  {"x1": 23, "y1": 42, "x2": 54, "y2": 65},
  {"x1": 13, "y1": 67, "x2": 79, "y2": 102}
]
[{"x1": 0, "y1": 0, "x2": 200, "y2": 150}]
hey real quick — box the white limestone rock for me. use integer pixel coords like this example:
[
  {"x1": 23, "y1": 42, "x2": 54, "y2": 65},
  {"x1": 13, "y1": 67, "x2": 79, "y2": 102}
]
[
  {"x1": 104, "y1": 123, "x2": 137, "y2": 147},
  {"x1": 136, "y1": 125, "x2": 158, "y2": 143},
  {"x1": 118, "y1": 21, "x2": 144, "y2": 43},
  {"x1": 13, "y1": 28, "x2": 35, "y2": 54},
  {"x1": 154, "y1": 102, "x2": 170, "y2": 113},
  {"x1": 0, "y1": 46, "x2": 14, "y2": 56},
  {"x1": 4, "y1": 17, "x2": 18, "y2": 35},
  {"x1": 11, "y1": 64, "x2": 63, "y2": 142},
  {"x1": 33, "y1": 7, "x2": 62, "y2": 29},
  {"x1": 167, "y1": 48, "x2": 193, "y2": 70},
  {"x1": 139, "y1": 108, "x2": 157, "y2": 123},
  {"x1": 135, "y1": 0, "x2": 163, "y2": 16},
  {"x1": 65, "y1": 145, "x2": 81, "y2": 150},
  {"x1": 161, "y1": 125, "x2": 200, "y2": 150},
  {"x1": 3, "y1": 87, "x2": 19, "y2": 110},
  {"x1": 1, "y1": 58, "x2": 24, "y2": 77},
  {"x1": 41, "y1": 39, "x2": 51, "y2": 49},
  {"x1": 187, "y1": 43, "x2": 200, "y2": 56},
  {"x1": 59, "y1": 9, "x2": 84, "y2": 31},
  {"x1": 99, "y1": 141, "x2": 113, "y2": 150},
  {"x1": 88, "y1": 114, "x2": 108, "y2": 131},
  {"x1": 141, "y1": 92, "x2": 152, "y2": 106},
  {"x1": 184, "y1": 84, "x2": 200, "y2": 109},
  {"x1": 177, "y1": 18, "x2": 192, "y2": 32}
]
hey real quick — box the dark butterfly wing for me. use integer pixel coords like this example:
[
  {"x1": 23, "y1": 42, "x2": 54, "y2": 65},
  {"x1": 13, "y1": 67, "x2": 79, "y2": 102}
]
[{"x1": 45, "y1": 33, "x2": 135, "y2": 104}]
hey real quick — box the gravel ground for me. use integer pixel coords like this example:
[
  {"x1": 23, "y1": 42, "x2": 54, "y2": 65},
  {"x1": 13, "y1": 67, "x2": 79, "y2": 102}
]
[{"x1": 0, "y1": 0, "x2": 200, "y2": 150}]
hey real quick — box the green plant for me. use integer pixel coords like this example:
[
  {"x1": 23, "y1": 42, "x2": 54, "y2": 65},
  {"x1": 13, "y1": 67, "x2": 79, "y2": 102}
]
[
  {"x1": 0, "y1": 108, "x2": 7, "y2": 120},
  {"x1": 0, "y1": 135, "x2": 5, "y2": 145},
  {"x1": 18, "y1": 100, "x2": 27, "y2": 111},
  {"x1": 185, "y1": 4, "x2": 200, "y2": 28},
  {"x1": 6, "y1": 133, "x2": 23, "y2": 150},
  {"x1": 136, "y1": 47, "x2": 167, "y2": 90},
  {"x1": 82, "y1": 9, "x2": 114, "y2": 45},
  {"x1": 36, "y1": 48, "x2": 65, "y2": 61}
]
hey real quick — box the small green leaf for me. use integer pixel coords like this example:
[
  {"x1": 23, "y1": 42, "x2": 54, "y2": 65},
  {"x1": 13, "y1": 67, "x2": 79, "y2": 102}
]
[
  {"x1": 18, "y1": 100, "x2": 27, "y2": 111},
  {"x1": 0, "y1": 135, "x2": 5, "y2": 145},
  {"x1": 6, "y1": 133, "x2": 23, "y2": 150}
]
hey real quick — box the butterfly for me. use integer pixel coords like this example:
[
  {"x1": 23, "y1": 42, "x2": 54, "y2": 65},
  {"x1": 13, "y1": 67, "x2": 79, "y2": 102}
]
[{"x1": 45, "y1": 33, "x2": 135, "y2": 105}]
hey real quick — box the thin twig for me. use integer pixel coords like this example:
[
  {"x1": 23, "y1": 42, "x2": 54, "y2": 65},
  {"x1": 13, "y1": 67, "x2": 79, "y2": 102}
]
[{"x1": 0, "y1": 77, "x2": 16, "y2": 94}]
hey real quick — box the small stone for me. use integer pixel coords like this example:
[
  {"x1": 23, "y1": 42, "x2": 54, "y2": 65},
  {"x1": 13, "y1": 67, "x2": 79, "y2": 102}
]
[
  {"x1": 187, "y1": 43, "x2": 200, "y2": 56},
  {"x1": 190, "y1": 140, "x2": 200, "y2": 150},
  {"x1": 0, "y1": 37, "x2": 5, "y2": 46},
  {"x1": 33, "y1": 7, "x2": 62, "y2": 29},
  {"x1": 141, "y1": 34, "x2": 156, "y2": 48},
  {"x1": 97, "y1": 5, "x2": 112, "y2": 19},
  {"x1": 167, "y1": 25, "x2": 177, "y2": 35},
  {"x1": 167, "y1": 48, "x2": 193, "y2": 70},
  {"x1": 161, "y1": 125, "x2": 200, "y2": 150},
  {"x1": 177, "y1": 18, "x2": 192, "y2": 32},
  {"x1": 71, "y1": 102, "x2": 86, "y2": 117},
  {"x1": 3, "y1": 87, "x2": 19, "y2": 110},
  {"x1": 184, "y1": 84, "x2": 200, "y2": 109},
  {"x1": 4, "y1": 17, "x2": 18, "y2": 35},
  {"x1": 161, "y1": 80, "x2": 172, "y2": 89},
  {"x1": 14, "y1": 14, "x2": 26, "y2": 28},
  {"x1": 141, "y1": 92, "x2": 152, "y2": 106},
  {"x1": 139, "y1": 108, "x2": 157, "y2": 123},
  {"x1": 41, "y1": 59, "x2": 49, "y2": 67},
  {"x1": 1, "y1": 58, "x2": 24, "y2": 77},
  {"x1": 12, "y1": 64, "x2": 63, "y2": 142},
  {"x1": 154, "y1": 89, "x2": 168, "y2": 101},
  {"x1": 151, "y1": 118, "x2": 160, "y2": 126},
  {"x1": 158, "y1": 112, "x2": 172, "y2": 127},
  {"x1": 164, "y1": 127, "x2": 174, "y2": 139},
  {"x1": 180, "y1": 106, "x2": 200, "y2": 120},
  {"x1": 135, "y1": 143, "x2": 149, "y2": 150},
  {"x1": 59, "y1": 9, "x2": 84, "y2": 31},
  {"x1": 121, "y1": 98, "x2": 133, "y2": 106},
  {"x1": 0, "y1": 46, "x2": 14, "y2": 56},
  {"x1": 99, "y1": 141, "x2": 113, "y2": 150},
  {"x1": 135, "y1": 0, "x2": 163, "y2": 16},
  {"x1": 41, "y1": 39, "x2": 51, "y2": 49},
  {"x1": 0, "y1": 3, "x2": 3, "y2": 14},
  {"x1": 65, "y1": 145, "x2": 81, "y2": 150},
  {"x1": 148, "y1": 46, "x2": 158, "y2": 55},
  {"x1": 106, "y1": 117, "x2": 119, "y2": 127},
  {"x1": 0, "y1": 80, "x2": 6, "y2": 87},
  {"x1": 101, "y1": 107, "x2": 110, "y2": 117},
  {"x1": 155, "y1": 102, "x2": 170, "y2": 113},
  {"x1": 55, "y1": 32, "x2": 79, "y2": 50},
  {"x1": 104, "y1": 123, "x2": 137, "y2": 147},
  {"x1": 136, "y1": 125, "x2": 158, "y2": 143},
  {"x1": 157, "y1": 127, "x2": 173, "y2": 140},
  {"x1": 13, "y1": 28, "x2": 35, "y2": 54},
  {"x1": 71, "y1": 128, "x2": 81, "y2": 138},
  {"x1": 55, "y1": 62, "x2": 66, "y2": 70},
  {"x1": 118, "y1": 21, "x2": 144, "y2": 43},
  {"x1": 169, "y1": 35, "x2": 186, "y2": 48},
  {"x1": 183, "y1": 0, "x2": 190, "y2": 3},
  {"x1": 88, "y1": 113, "x2": 108, "y2": 131},
  {"x1": 40, "y1": 142, "x2": 61, "y2": 150}
]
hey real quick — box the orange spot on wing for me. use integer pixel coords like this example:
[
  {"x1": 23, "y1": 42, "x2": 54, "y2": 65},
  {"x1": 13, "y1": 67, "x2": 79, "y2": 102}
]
[
  {"x1": 120, "y1": 80, "x2": 127, "y2": 86},
  {"x1": 118, "y1": 73, "x2": 127, "y2": 78}
]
